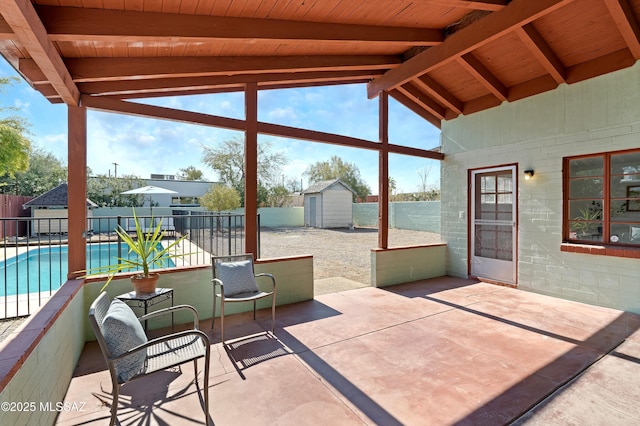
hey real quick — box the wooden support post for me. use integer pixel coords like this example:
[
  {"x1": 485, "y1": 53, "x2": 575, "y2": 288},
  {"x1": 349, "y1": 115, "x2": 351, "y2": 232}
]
[
  {"x1": 378, "y1": 92, "x2": 389, "y2": 249},
  {"x1": 244, "y1": 83, "x2": 258, "y2": 258},
  {"x1": 67, "y1": 105, "x2": 87, "y2": 278}
]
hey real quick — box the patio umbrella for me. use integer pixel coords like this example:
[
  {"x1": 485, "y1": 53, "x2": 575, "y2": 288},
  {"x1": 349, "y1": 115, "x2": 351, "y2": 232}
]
[{"x1": 121, "y1": 185, "x2": 178, "y2": 214}]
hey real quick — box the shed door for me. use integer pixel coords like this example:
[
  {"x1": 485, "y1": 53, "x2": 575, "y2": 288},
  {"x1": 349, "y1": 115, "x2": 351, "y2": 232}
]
[
  {"x1": 309, "y1": 196, "x2": 317, "y2": 227},
  {"x1": 471, "y1": 166, "x2": 516, "y2": 284}
]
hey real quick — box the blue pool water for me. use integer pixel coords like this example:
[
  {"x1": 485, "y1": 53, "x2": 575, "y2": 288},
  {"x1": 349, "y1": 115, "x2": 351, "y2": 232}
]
[{"x1": 0, "y1": 243, "x2": 175, "y2": 297}]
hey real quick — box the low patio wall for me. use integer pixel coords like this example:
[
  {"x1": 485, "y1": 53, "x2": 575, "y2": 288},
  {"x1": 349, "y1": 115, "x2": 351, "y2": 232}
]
[
  {"x1": 371, "y1": 244, "x2": 447, "y2": 287},
  {"x1": 0, "y1": 279, "x2": 85, "y2": 426},
  {"x1": 81, "y1": 255, "x2": 315, "y2": 340},
  {"x1": 0, "y1": 255, "x2": 314, "y2": 425}
]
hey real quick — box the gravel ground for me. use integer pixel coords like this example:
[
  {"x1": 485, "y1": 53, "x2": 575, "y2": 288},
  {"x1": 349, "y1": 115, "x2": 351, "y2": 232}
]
[{"x1": 259, "y1": 227, "x2": 442, "y2": 285}]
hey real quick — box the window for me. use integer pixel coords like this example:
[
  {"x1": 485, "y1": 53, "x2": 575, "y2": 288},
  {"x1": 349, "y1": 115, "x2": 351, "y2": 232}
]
[{"x1": 564, "y1": 149, "x2": 640, "y2": 246}]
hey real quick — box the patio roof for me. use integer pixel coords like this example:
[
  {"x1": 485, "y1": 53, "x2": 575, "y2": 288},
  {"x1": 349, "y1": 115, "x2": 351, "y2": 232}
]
[{"x1": 0, "y1": 0, "x2": 638, "y2": 129}]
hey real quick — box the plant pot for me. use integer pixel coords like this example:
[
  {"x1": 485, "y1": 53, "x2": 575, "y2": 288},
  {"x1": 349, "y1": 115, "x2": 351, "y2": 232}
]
[{"x1": 131, "y1": 273, "x2": 160, "y2": 295}]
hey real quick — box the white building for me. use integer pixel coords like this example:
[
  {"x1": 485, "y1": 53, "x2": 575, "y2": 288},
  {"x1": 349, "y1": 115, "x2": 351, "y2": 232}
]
[{"x1": 303, "y1": 179, "x2": 355, "y2": 228}]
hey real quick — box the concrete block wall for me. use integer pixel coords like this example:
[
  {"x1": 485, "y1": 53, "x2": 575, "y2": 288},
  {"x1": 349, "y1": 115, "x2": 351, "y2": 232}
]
[
  {"x1": 353, "y1": 201, "x2": 441, "y2": 232},
  {"x1": 441, "y1": 62, "x2": 640, "y2": 313},
  {"x1": 372, "y1": 244, "x2": 446, "y2": 287},
  {"x1": 0, "y1": 281, "x2": 85, "y2": 426}
]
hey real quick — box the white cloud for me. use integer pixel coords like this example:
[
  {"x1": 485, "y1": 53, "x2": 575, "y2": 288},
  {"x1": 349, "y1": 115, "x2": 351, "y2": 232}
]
[{"x1": 267, "y1": 106, "x2": 297, "y2": 122}]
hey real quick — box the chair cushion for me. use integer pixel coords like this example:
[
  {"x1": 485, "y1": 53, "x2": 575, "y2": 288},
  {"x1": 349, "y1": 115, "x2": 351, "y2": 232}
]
[
  {"x1": 216, "y1": 259, "x2": 259, "y2": 296},
  {"x1": 102, "y1": 299, "x2": 147, "y2": 383}
]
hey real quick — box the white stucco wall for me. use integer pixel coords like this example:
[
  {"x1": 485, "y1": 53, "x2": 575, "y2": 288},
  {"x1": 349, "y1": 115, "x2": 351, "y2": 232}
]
[{"x1": 440, "y1": 61, "x2": 640, "y2": 313}]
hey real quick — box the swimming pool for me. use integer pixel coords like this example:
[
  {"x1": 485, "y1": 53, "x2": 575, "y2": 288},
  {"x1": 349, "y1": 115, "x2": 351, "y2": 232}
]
[{"x1": 0, "y1": 243, "x2": 175, "y2": 297}]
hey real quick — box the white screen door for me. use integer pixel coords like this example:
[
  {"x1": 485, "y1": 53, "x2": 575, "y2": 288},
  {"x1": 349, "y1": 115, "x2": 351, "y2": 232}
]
[{"x1": 471, "y1": 166, "x2": 516, "y2": 284}]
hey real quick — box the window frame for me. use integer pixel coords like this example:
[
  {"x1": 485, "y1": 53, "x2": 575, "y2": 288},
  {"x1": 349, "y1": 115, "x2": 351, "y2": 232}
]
[{"x1": 563, "y1": 148, "x2": 640, "y2": 249}]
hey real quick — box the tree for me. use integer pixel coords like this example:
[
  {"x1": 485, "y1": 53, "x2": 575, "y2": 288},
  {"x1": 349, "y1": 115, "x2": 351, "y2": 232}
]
[
  {"x1": 0, "y1": 148, "x2": 67, "y2": 196},
  {"x1": 285, "y1": 177, "x2": 302, "y2": 193},
  {"x1": 415, "y1": 165, "x2": 440, "y2": 201},
  {"x1": 0, "y1": 77, "x2": 32, "y2": 181},
  {"x1": 266, "y1": 185, "x2": 292, "y2": 207},
  {"x1": 87, "y1": 173, "x2": 147, "y2": 207},
  {"x1": 417, "y1": 165, "x2": 432, "y2": 195},
  {"x1": 201, "y1": 136, "x2": 287, "y2": 197},
  {"x1": 200, "y1": 184, "x2": 241, "y2": 212},
  {"x1": 388, "y1": 176, "x2": 397, "y2": 196},
  {"x1": 304, "y1": 155, "x2": 371, "y2": 201},
  {"x1": 177, "y1": 166, "x2": 204, "y2": 181}
]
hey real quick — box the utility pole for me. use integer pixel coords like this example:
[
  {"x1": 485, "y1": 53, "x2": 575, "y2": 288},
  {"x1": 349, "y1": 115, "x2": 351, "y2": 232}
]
[{"x1": 112, "y1": 162, "x2": 118, "y2": 178}]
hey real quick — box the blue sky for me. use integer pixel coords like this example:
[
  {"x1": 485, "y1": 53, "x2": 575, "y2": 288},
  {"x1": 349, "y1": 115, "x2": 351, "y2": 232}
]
[{"x1": 0, "y1": 58, "x2": 441, "y2": 195}]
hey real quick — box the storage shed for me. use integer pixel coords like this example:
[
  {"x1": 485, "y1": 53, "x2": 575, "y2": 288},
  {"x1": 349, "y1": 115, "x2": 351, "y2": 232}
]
[
  {"x1": 303, "y1": 179, "x2": 355, "y2": 228},
  {"x1": 23, "y1": 183, "x2": 97, "y2": 235}
]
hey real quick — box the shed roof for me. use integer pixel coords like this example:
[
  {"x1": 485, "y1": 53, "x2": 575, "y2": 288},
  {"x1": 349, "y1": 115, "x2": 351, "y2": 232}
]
[
  {"x1": 23, "y1": 183, "x2": 98, "y2": 209},
  {"x1": 304, "y1": 179, "x2": 356, "y2": 195}
]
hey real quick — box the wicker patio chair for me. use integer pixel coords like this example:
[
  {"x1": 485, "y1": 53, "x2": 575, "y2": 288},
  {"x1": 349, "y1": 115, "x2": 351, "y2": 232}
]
[
  {"x1": 89, "y1": 292, "x2": 210, "y2": 426},
  {"x1": 211, "y1": 254, "x2": 276, "y2": 343}
]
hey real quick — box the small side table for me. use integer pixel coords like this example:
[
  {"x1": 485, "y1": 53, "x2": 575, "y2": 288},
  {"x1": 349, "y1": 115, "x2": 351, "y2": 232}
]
[{"x1": 116, "y1": 288, "x2": 174, "y2": 331}]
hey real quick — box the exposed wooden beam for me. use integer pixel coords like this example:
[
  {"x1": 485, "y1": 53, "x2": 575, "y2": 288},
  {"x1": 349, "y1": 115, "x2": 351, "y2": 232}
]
[
  {"x1": 414, "y1": 0, "x2": 507, "y2": 11},
  {"x1": 244, "y1": 83, "x2": 258, "y2": 257},
  {"x1": 389, "y1": 90, "x2": 443, "y2": 129},
  {"x1": 566, "y1": 48, "x2": 636, "y2": 84},
  {"x1": 80, "y1": 96, "x2": 444, "y2": 160},
  {"x1": 462, "y1": 94, "x2": 502, "y2": 115},
  {"x1": 387, "y1": 143, "x2": 444, "y2": 160},
  {"x1": 396, "y1": 83, "x2": 446, "y2": 119},
  {"x1": 603, "y1": 0, "x2": 640, "y2": 59},
  {"x1": 507, "y1": 75, "x2": 559, "y2": 102},
  {"x1": 0, "y1": 16, "x2": 13, "y2": 39},
  {"x1": 459, "y1": 53, "x2": 508, "y2": 101},
  {"x1": 367, "y1": 0, "x2": 577, "y2": 98},
  {"x1": 38, "y1": 5, "x2": 442, "y2": 46},
  {"x1": 77, "y1": 70, "x2": 384, "y2": 96},
  {"x1": 415, "y1": 75, "x2": 464, "y2": 115},
  {"x1": 33, "y1": 82, "x2": 58, "y2": 97},
  {"x1": 81, "y1": 96, "x2": 247, "y2": 131},
  {"x1": 256, "y1": 122, "x2": 391, "y2": 152},
  {"x1": 1, "y1": 0, "x2": 79, "y2": 104},
  {"x1": 378, "y1": 92, "x2": 389, "y2": 249},
  {"x1": 110, "y1": 79, "x2": 375, "y2": 100},
  {"x1": 111, "y1": 87, "x2": 243, "y2": 100},
  {"x1": 68, "y1": 55, "x2": 402, "y2": 83},
  {"x1": 515, "y1": 24, "x2": 566, "y2": 84},
  {"x1": 105, "y1": 79, "x2": 375, "y2": 100},
  {"x1": 263, "y1": 114, "x2": 443, "y2": 160},
  {"x1": 263, "y1": 119, "x2": 444, "y2": 158},
  {"x1": 18, "y1": 58, "x2": 47, "y2": 83},
  {"x1": 66, "y1": 105, "x2": 87, "y2": 278}
]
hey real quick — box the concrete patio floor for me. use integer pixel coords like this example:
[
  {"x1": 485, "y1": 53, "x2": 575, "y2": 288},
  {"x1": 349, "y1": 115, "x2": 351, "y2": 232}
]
[{"x1": 58, "y1": 277, "x2": 640, "y2": 425}]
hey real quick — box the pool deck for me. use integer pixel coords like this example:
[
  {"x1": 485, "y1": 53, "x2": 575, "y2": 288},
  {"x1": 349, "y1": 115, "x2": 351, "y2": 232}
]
[{"x1": 59, "y1": 277, "x2": 640, "y2": 425}]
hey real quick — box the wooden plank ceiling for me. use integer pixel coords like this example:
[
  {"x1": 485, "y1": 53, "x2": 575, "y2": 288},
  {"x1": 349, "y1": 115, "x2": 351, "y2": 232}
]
[{"x1": 0, "y1": 0, "x2": 639, "y2": 129}]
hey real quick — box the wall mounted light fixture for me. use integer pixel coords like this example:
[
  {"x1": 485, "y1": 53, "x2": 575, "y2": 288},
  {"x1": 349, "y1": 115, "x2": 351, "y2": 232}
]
[{"x1": 524, "y1": 169, "x2": 535, "y2": 180}]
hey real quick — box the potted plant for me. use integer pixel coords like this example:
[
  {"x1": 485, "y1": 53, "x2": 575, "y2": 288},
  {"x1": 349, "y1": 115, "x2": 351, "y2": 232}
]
[
  {"x1": 81, "y1": 209, "x2": 189, "y2": 294},
  {"x1": 571, "y1": 206, "x2": 602, "y2": 238}
]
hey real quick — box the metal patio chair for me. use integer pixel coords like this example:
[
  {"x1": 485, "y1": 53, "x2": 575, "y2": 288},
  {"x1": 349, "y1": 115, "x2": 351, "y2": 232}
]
[
  {"x1": 211, "y1": 254, "x2": 276, "y2": 343},
  {"x1": 89, "y1": 292, "x2": 210, "y2": 426}
]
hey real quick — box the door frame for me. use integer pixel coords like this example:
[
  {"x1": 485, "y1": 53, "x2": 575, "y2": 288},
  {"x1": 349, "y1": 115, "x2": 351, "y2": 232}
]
[{"x1": 468, "y1": 164, "x2": 518, "y2": 285}]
